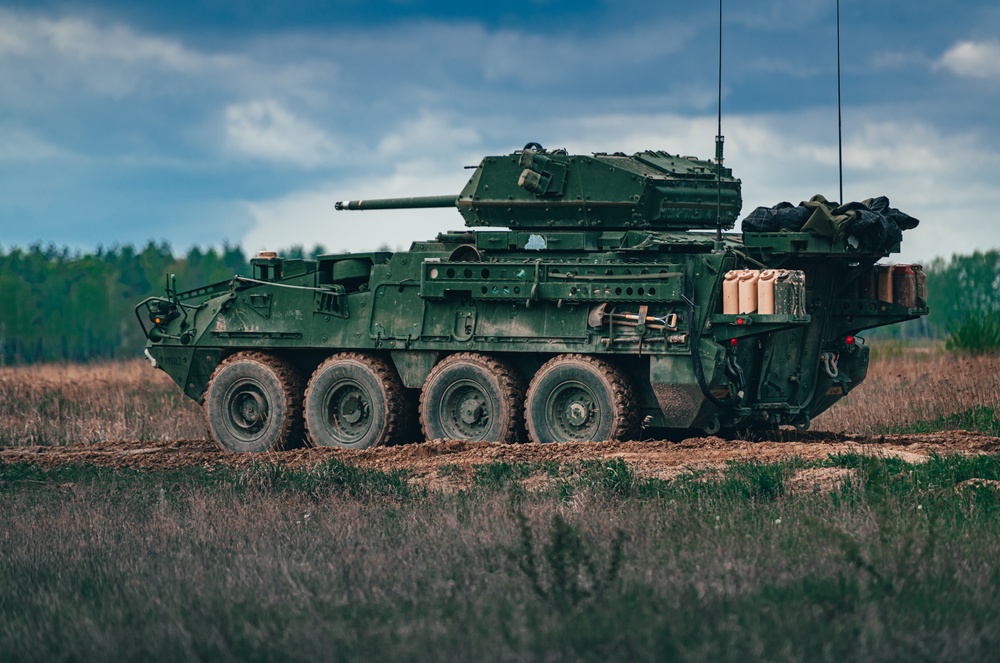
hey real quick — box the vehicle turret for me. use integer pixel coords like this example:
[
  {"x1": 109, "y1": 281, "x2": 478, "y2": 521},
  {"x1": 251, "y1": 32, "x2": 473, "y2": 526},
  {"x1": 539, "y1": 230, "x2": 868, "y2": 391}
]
[{"x1": 336, "y1": 143, "x2": 742, "y2": 231}]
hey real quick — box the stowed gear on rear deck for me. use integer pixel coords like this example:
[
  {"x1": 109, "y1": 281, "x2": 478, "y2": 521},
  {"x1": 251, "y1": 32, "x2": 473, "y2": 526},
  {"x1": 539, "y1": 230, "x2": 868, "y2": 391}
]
[{"x1": 741, "y1": 194, "x2": 920, "y2": 253}]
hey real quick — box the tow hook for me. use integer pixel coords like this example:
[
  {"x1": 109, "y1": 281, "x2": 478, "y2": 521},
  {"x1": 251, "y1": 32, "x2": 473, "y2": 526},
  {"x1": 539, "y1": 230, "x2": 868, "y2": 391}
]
[{"x1": 821, "y1": 352, "x2": 839, "y2": 379}]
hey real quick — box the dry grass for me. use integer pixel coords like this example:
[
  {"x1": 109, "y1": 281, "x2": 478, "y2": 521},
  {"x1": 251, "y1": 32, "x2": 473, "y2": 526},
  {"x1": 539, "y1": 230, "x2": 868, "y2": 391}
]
[
  {"x1": 815, "y1": 346, "x2": 1000, "y2": 434},
  {"x1": 0, "y1": 360, "x2": 204, "y2": 446},
  {"x1": 3, "y1": 454, "x2": 1000, "y2": 661},
  {"x1": 0, "y1": 346, "x2": 997, "y2": 448},
  {"x1": 2, "y1": 349, "x2": 1000, "y2": 660}
]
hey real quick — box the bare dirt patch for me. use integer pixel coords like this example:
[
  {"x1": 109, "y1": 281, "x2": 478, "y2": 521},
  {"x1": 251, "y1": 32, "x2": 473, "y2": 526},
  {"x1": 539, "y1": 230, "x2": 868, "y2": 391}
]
[
  {"x1": 3, "y1": 430, "x2": 998, "y2": 491},
  {"x1": 785, "y1": 467, "x2": 857, "y2": 495}
]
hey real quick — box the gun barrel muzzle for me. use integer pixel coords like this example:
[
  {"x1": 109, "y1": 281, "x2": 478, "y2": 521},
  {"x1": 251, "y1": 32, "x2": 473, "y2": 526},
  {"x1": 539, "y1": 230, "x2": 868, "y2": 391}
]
[{"x1": 335, "y1": 195, "x2": 457, "y2": 211}]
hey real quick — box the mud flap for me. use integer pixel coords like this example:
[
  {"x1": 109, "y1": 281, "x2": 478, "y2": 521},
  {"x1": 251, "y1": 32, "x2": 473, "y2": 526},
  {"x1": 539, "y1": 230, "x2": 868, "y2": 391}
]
[{"x1": 649, "y1": 340, "x2": 725, "y2": 428}]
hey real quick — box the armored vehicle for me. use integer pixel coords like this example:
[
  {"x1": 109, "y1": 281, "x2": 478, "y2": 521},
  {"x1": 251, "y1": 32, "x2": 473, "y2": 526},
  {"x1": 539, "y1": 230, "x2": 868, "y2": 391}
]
[{"x1": 137, "y1": 143, "x2": 927, "y2": 452}]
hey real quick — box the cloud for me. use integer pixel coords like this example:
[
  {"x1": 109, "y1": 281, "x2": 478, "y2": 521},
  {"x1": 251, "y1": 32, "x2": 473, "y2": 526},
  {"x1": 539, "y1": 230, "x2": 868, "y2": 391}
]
[
  {"x1": 869, "y1": 49, "x2": 930, "y2": 72},
  {"x1": 2, "y1": 3, "x2": 997, "y2": 266},
  {"x1": 237, "y1": 104, "x2": 1000, "y2": 264},
  {"x1": 376, "y1": 112, "x2": 481, "y2": 158},
  {"x1": 937, "y1": 39, "x2": 1000, "y2": 78},
  {"x1": 479, "y1": 19, "x2": 693, "y2": 86},
  {"x1": 0, "y1": 124, "x2": 66, "y2": 161},
  {"x1": 240, "y1": 170, "x2": 471, "y2": 255},
  {"x1": 31, "y1": 16, "x2": 217, "y2": 72},
  {"x1": 552, "y1": 113, "x2": 720, "y2": 158},
  {"x1": 729, "y1": 0, "x2": 831, "y2": 29},
  {"x1": 224, "y1": 100, "x2": 338, "y2": 167},
  {"x1": 518, "y1": 109, "x2": 1000, "y2": 263},
  {"x1": 238, "y1": 109, "x2": 478, "y2": 251},
  {"x1": 0, "y1": 10, "x2": 242, "y2": 99}
]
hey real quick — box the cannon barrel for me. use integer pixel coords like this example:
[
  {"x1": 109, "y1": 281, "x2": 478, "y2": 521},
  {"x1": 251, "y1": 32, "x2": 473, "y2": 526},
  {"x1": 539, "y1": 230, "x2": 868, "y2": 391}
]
[{"x1": 335, "y1": 195, "x2": 457, "y2": 211}]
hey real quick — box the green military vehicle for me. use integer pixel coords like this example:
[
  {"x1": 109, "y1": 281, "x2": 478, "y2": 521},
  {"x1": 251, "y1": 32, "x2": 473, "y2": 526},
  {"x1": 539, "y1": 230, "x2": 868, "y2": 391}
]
[{"x1": 136, "y1": 143, "x2": 927, "y2": 452}]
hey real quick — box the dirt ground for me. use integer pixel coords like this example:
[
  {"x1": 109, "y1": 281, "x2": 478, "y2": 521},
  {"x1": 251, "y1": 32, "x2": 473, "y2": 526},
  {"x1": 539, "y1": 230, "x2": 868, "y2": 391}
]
[{"x1": 4, "y1": 430, "x2": 999, "y2": 492}]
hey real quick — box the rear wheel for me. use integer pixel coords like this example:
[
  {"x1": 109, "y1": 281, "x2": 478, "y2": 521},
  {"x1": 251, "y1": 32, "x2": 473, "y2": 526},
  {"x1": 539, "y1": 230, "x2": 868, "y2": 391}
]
[
  {"x1": 525, "y1": 354, "x2": 638, "y2": 444},
  {"x1": 204, "y1": 352, "x2": 304, "y2": 453},
  {"x1": 304, "y1": 353, "x2": 410, "y2": 449},
  {"x1": 419, "y1": 353, "x2": 524, "y2": 443}
]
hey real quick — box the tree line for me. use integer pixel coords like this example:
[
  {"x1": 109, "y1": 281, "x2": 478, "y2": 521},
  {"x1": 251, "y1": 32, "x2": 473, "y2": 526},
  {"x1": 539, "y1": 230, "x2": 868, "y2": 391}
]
[
  {"x1": 0, "y1": 242, "x2": 328, "y2": 364},
  {"x1": 0, "y1": 242, "x2": 996, "y2": 364}
]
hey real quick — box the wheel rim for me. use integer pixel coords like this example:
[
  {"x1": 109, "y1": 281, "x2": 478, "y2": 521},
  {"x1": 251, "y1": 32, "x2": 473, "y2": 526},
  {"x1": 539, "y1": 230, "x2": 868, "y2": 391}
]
[
  {"x1": 323, "y1": 379, "x2": 372, "y2": 443},
  {"x1": 224, "y1": 378, "x2": 271, "y2": 442},
  {"x1": 438, "y1": 379, "x2": 493, "y2": 440},
  {"x1": 544, "y1": 380, "x2": 600, "y2": 441}
]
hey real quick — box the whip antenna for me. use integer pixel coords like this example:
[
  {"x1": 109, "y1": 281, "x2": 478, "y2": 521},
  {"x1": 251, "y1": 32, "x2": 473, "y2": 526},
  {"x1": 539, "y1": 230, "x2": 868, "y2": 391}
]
[
  {"x1": 837, "y1": 0, "x2": 844, "y2": 203},
  {"x1": 715, "y1": 0, "x2": 724, "y2": 244}
]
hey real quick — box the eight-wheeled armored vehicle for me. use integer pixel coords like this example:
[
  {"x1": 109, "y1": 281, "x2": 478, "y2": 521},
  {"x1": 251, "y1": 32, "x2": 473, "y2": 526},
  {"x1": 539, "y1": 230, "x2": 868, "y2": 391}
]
[{"x1": 137, "y1": 143, "x2": 927, "y2": 451}]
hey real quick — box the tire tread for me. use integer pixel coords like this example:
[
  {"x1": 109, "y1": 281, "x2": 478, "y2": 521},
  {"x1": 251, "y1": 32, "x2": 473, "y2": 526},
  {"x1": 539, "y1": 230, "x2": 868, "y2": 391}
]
[
  {"x1": 304, "y1": 352, "x2": 412, "y2": 448},
  {"x1": 525, "y1": 353, "x2": 639, "y2": 443},
  {"x1": 419, "y1": 352, "x2": 525, "y2": 443},
  {"x1": 203, "y1": 351, "x2": 304, "y2": 452}
]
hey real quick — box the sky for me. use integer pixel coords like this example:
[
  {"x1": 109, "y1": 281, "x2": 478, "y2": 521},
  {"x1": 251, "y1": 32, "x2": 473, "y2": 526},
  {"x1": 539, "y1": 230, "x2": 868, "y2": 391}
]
[{"x1": 1, "y1": 0, "x2": 998, "y2": 264}]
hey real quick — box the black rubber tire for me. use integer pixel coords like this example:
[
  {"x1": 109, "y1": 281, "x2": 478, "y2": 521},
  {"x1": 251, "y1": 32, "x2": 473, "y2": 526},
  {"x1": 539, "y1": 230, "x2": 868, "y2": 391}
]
[
  {"x1": 525, "y1": 354, "x2": 639, "y2": 444},
  {"x1": 419, "y1": 353, "x2": 525, "y2": 443},
  {"x1": 204, "y1": 352, "x2": 304, "y2": 453},
  {"x1": 304, "y1": 353, "x2": 410, "y2": 449}
]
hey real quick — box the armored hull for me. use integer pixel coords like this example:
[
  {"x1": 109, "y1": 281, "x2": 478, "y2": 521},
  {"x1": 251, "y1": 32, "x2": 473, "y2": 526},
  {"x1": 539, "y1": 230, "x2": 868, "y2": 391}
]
[{"x1": 137, "y1": 145, "x2": 927, "y2": 451}]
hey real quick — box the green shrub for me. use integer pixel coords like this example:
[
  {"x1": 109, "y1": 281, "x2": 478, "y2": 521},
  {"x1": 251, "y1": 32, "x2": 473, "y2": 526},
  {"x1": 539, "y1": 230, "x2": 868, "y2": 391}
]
[
  {"x1": 946, "y1": 312, "x2": 1000, "y2": 355},
  {"x1": 720, "y1": 458, "x2": 791, "y2": 501},
  {"x1": 509, "y1": 510, "x2": 625, "y2": 612},
  {"x1": 472, "y1": 461, "x2": 534, "y2": 489},
  {"x1": 237, "y1": 457, "x2": 412, "y2": 499}
]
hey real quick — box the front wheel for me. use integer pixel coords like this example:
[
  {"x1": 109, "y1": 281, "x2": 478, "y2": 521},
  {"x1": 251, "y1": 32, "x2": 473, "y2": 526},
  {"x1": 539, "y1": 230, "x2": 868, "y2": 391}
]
[
  {"x1": 525, "y1": 354, "x2": 638, "y2": 444},
  {"x1": 304, "y1": 353, "x2": 410, "y2": 449},
  {"x1": 204, "y1": 352, "x2": 304, "y2": 453}
]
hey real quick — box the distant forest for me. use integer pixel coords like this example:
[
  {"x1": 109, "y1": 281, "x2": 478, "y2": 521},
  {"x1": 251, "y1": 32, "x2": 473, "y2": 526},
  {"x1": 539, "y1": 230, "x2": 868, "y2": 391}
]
[
  {"x1": 0, "y1": 241, "x2": 996, "y2": 364},
  {"x1": 0, "y1": 242, "x2": 326, "y2": 365}
]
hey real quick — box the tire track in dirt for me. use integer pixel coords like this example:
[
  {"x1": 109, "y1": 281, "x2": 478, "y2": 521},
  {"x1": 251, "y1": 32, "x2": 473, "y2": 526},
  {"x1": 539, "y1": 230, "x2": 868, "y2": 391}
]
[{"x1": 3, "y1": 431, "x2": 998, "y2": 491}]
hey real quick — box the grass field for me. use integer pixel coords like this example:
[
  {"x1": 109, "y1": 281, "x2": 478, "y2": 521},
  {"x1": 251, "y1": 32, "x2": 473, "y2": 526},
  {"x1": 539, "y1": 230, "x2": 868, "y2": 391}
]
[
  {"x1": 4, "y1": 454, "x2": 1000, "y2": 661},
  {"x1": 0, "y1": 361, "x2": 204, "y2": 446},
  {"x1": 815, "y1": 346, "x2": 1000, "y2": 437},
  {"x1": 2, "y1": 346, "x2": 998, "y2": 446},
  {"x1": 2, "y1": 347, "x2": 1000, "y2": 661}
]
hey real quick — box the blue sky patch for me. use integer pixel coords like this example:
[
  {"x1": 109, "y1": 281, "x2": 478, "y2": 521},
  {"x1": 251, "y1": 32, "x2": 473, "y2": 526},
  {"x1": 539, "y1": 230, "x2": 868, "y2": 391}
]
[{"x1": 1, "y1": 1, "x2": 998, "y2": 263}]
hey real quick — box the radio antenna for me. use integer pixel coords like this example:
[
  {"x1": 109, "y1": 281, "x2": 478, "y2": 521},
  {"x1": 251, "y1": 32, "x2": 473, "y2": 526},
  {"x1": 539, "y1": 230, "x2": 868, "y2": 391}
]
[
  {"x1": 836, "y1": 0, "x2": 844, "y2": 203},
  {"x1": 715, "y1": 0, "x2": 725, "y2": 244}
]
